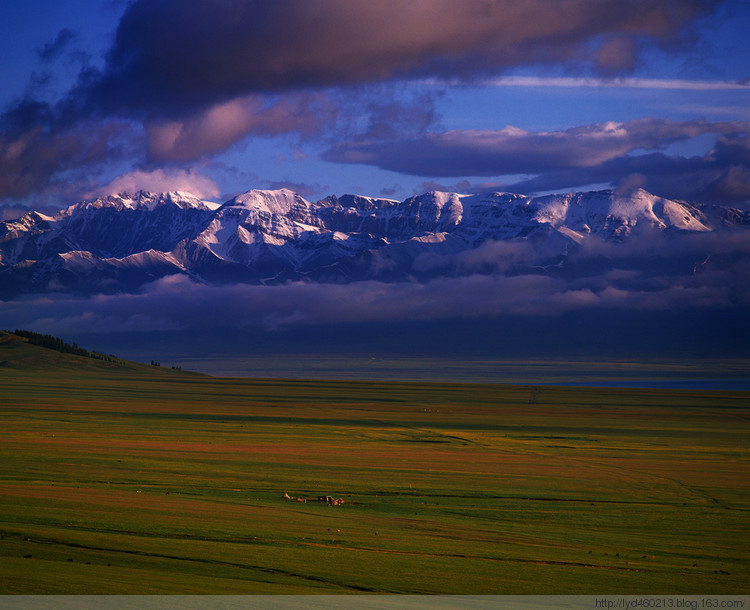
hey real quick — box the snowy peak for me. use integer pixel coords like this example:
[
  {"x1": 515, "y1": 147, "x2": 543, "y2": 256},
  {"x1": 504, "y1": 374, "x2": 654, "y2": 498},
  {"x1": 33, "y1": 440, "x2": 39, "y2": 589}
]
[
  {"x1": 60, "y1": 191, "x2": 217, "y2": 215},
  {"x1": 224, "y1": 188, "x2": 311, "y2": 216},
  {"x1": 151, "y1": 190, "x2": 220, "y2": 211},
  {"x1": 329, "y1": 194, "x2": 399, "y2": 212},
  {"x1": 1, "y1": 210, "x2": 54, "y2": 235},
  {"x1": 604, "y1": 189, "x2": 709, "y2": 233},
  {"x1": 492, "y1": 189, "x2": 712, "y2": 238},
  {"x1": 405, "y1": 190, "x2": 466, "y2": 230},
  {"x1": 0, "y1": 186, "x2": 746, "y2": 297}
]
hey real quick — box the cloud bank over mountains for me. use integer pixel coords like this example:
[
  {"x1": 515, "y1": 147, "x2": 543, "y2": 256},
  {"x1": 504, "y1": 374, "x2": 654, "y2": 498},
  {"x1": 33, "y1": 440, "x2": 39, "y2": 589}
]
[{"x1": 3, "y1": 236, "x2": 747, "y2": 361}]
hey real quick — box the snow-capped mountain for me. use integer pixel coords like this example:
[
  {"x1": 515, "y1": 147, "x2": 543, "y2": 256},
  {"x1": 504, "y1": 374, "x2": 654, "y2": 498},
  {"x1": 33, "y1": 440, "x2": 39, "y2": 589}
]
[{"x1": 1, "y1": 187, "x2": 747, "y2": 297}]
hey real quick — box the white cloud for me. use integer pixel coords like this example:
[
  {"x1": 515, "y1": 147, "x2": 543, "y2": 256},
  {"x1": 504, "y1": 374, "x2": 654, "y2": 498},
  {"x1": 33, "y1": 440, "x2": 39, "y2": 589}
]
[
  {"x1": 476, "y1": 76, "x2": 750, "y2": 91},
  {"x1": 89, "y1": 168, "x2": 221, "y2": 199}
]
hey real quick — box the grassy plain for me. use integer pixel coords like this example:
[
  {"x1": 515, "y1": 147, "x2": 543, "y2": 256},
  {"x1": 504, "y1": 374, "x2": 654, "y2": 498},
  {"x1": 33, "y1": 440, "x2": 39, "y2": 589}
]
[{"x1": 0, "y1": 333, "x2": 748, "y2": 594}]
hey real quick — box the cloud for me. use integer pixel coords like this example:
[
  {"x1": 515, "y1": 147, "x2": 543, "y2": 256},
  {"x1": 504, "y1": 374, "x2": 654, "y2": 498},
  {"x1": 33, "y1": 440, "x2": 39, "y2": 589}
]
[
  {"x1": 3, "y1": 222, "x2": 748, "y2": 361},
  {"x1": 1, "y1": 269, "x2": 742, "y2": 341},
  {"x1": 0, "y1": 276, "x2": 584, "y2": 337},
  {"x1": 413, "y1": 179, "x2": 510, "y2": 196},
  {"x1": 265, "y1": 181, "x2": 329, "y2": 200},
  {"x1": 88, "y1": 168, "x2": 221, "y2": 200},
  {"x1": 0, "y1": 205, "x2": 35, "y2": 221},
  {"x1": 700, "y1": 165, "x2": 750, "y2": 201},
  {"x1": 503, "y1": 148, "x2": 750, "y2": 204},
  {"x1": 325, "y1": 119, "x2": 750, "y2": 203},
  {"x1": 4, "y1": 226, "x2": 748, "y2": 338},
  {"x1": 37, "y1": 29, "x2": 78, "y2": 62},
  {"x1": 145, "y1": 93, "x2": 337, "y2": 162},
  {"x1": 359, "y1": 92, "x2": 441, "y2": 140},
  {"x1": 70, "y1": 0, "x2": 730, "y2": 150},
  {"x1": 326, "y1": 118, "x2": 747, "y2": 176},
  {"x1": 478, "y1": 75, "x2": 750, "y2": 90},
  {"x1": 0, "y1": 0, "x2": 735, "y2": 206},
  {"x1": 412, "y1": 239, "x2": 561, "y2": 275},
  {"x1": 22, "y1": 0, "x2": 720, "y2": 125},
  {"x1": 0, "y1": 115, "x2": 135, "y2": 202},
  {"x1": 84, "y1": 0, "x2": 716, "y2": 118}
]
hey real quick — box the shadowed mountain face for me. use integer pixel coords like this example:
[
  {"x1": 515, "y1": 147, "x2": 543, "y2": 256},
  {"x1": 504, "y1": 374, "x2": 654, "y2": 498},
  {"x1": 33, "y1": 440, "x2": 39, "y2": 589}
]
[{"x1": 1, "y1": 187, "x2": 748, "y2": 297}]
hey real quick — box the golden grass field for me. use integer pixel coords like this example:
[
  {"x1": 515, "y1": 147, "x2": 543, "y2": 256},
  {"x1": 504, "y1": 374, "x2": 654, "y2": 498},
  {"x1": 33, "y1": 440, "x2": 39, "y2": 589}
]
[{"x1": 0, "y1": 332, "x2": 748, "y2": 594}]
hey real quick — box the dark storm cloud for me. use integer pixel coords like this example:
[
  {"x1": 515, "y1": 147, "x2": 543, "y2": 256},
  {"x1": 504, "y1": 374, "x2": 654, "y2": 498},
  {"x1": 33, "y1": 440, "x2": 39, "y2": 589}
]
[
  {"x1": 0, "y1": 271, "x2": 734, "y2": 338},
  {"x1": 75, "y1": 0, "x2": 717, "y2": 160},
  {"x1": 85, "y1": 0, "x2": 717, "y2": 117},
  {"x1": 325, "y1": 119, "x2": 750, "y2": 203},
  {"x1": 325, "y1": 119, "x2": 747, "y2": 175},
  {"x1": 0, "y1": 0, "x2": 731, "y2": 203},
  {"x1": 503, "y1": 146, "x2": 750, "y2": 204},
  {"x1": 0, "y1": 276, "x2": 624, "y2": 336},
  {"x1": 0, "y1": 116, "x2": 134, "y2": 202}
]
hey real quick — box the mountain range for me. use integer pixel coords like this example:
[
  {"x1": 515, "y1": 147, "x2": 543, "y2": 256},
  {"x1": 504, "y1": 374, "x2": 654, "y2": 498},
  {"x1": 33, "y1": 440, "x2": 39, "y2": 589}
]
[{"x1": 1, "y1": 187, "x2": 749, "y2": 298}]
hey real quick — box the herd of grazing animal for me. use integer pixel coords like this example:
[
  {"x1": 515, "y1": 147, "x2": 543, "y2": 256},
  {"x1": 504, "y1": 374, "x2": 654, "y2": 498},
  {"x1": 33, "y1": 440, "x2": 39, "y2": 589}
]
[{"x1": 281, "y1": 492, "x2": 345, "y2": 506}]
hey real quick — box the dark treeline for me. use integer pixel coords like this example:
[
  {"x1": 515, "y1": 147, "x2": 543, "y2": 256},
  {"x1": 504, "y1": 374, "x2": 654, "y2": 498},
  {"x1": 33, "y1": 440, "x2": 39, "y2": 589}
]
[{"x1": 12, "y1": 329, "x2": 119, "y2": 363}]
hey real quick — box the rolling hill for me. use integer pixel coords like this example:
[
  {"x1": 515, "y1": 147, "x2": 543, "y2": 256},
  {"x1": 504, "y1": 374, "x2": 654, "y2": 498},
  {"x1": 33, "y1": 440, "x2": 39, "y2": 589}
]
[{"x1": 0, "y1": 330, "x2": 195, "y2": 377}]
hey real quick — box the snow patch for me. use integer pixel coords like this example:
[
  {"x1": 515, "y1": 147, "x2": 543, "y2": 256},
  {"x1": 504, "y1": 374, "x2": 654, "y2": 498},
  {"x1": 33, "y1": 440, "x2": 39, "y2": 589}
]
[{"x1": 228, "y1": 189, "x2": 308, "y2": 216}]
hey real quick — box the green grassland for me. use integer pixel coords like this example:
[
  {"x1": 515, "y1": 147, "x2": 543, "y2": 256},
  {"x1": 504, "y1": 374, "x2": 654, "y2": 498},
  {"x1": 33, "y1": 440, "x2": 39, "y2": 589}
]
[{"x1": 0, "y1": 332, "x2": 748, "y2": 594}]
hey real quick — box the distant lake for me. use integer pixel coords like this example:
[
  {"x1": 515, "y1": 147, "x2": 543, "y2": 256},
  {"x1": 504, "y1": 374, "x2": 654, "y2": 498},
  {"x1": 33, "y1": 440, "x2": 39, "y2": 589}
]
[
  {"x1": 167, "y1": 354, "x2": 750, "y2": 392},
  {"x1": 543, "y1": 379, "x2": 750, "y2": 391}
]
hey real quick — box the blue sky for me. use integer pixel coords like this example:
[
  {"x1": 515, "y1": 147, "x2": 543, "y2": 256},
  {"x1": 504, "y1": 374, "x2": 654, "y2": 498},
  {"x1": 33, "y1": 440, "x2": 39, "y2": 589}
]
[{"x1": 1, "y1": 0, "x2": 749, "y2": 216}]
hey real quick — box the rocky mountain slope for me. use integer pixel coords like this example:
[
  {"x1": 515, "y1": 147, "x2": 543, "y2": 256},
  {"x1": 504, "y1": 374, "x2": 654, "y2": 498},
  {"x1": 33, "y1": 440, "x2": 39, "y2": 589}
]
[{"x1": 1, "y1": 187, "x2": 747, "y2": 297}]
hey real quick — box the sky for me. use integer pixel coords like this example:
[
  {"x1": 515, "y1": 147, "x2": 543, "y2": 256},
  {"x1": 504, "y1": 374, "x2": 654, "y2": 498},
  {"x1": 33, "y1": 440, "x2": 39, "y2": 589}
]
[
  {"x1": 1, "y1": 0, "x2": 750, "y2": 220},
  {"x1": 1, "y1": 0, "x2": 750, "y2": 369}
]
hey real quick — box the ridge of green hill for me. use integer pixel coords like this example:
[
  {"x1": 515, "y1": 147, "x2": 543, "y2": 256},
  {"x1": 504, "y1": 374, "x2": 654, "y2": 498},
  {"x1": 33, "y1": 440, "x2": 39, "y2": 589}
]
[{"x1": 0, "y1": 331, "x2": 200, "y2": 377}]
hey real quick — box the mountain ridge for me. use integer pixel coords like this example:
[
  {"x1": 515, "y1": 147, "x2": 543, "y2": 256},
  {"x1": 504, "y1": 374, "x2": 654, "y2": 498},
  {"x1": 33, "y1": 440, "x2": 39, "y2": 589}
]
[{"x1": 1, "y1": 186, "x2": 748, "y2": 298}]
